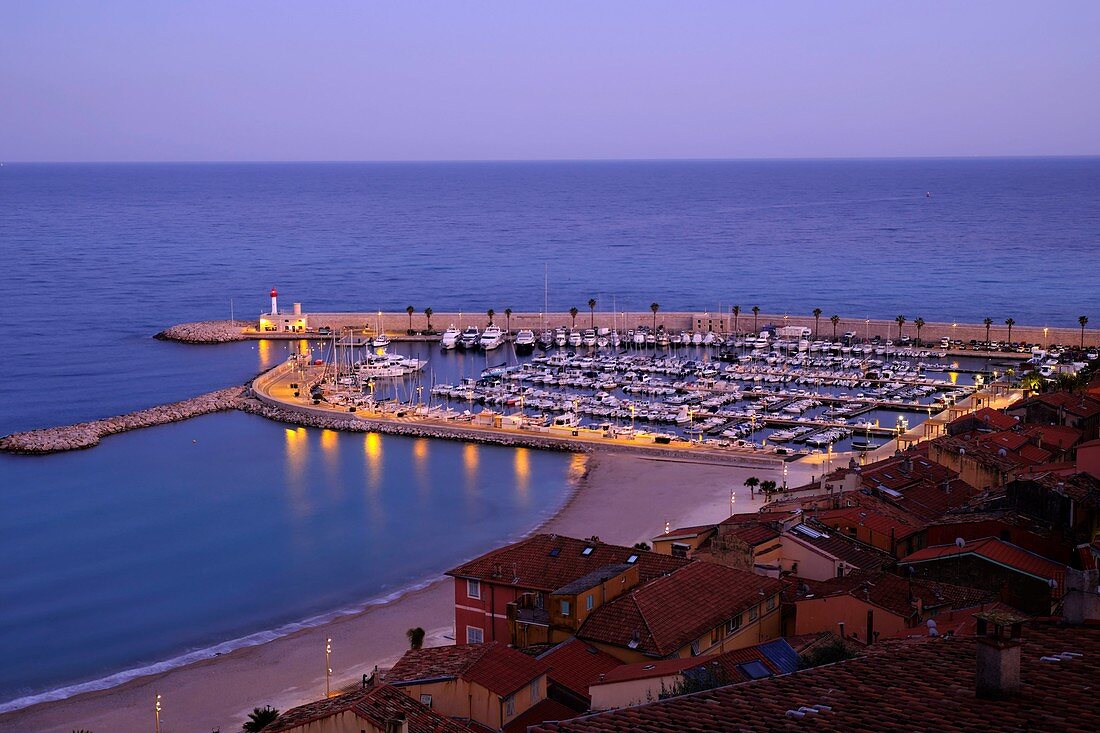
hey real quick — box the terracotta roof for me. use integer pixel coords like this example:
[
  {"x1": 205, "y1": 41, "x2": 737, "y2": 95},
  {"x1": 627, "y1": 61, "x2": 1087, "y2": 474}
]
[
  {"x1": 884, "y1": 602, "x2": 1025, "y2": 639},
  {"x1": 447, "y1": 534, "x2": 688, "y2": 592},
  {"x1": 900, "y1": 538, "x2": 1066, "y2": 595},
  {"x1": 791, "y1": 571, "x2": 992, "y2": 618},
  {"x1": 1023, "y1": 423, "x2": 1083, "y2": 451},
  {"x1": 596, "y1": 639, "x2": 800, "y2": 685},
  {"x1": 950, "y1": 407, "x2": 1019, "y2": 432},
  {"x1": 530, "y1": 622, "x2": 1100, "y2": 732},
  {"x1": 387, "y1": 642, "x2": 547, "y2": 697},
  {"x1": 726, "y1": 522, "x2": 782, "y2": 546},
  {"x1": 537, "y1": 639, "x2": 622, "y2": 701},
  {"x1": 782, "y1": 523, "x2": 892, "y2": 571},
  {"x1": 1012, "y1": 391, "x2": 1100, "y2": 419},
  {"x1": 814, "y1": 505, "x2": 923, "y2": 541},
  {"x1": 502, "y1": 699, "x2": 579, "y2": 733},
  {"x1": 577, "y1": 563, "x2": 784, "y2": 657},
  {"x1": 265, "y1": 683, "x2": 468, "y2": 733}
]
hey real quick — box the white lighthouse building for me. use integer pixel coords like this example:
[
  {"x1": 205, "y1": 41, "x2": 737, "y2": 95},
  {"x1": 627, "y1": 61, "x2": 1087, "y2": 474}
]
[{"x1": 259, "y1": 286, "x2": 308, "y2": 333}]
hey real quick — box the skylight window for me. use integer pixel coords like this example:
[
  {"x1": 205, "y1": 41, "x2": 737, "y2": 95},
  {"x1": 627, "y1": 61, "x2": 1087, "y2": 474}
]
[
  {"x1": 549, "y1": 548, "x2": 561, "y2": 557},
  {"x1": 738, "y1": 661, "x2": 772, "y2": 680},
  {"x1": 626, "y1": 554, "x2": 638, "y2": 564},
  {"x1": 582, "y1": 547, "x2": 594, "y2": 556}
]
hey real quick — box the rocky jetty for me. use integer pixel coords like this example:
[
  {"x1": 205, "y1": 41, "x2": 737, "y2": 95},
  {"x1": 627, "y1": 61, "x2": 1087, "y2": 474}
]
[
  {"x1": 0, "y1": 386, "x2": 248, "y2": 454},
  {"x1": 155, "y1": 320, "x2": 251, "y2": 344}
]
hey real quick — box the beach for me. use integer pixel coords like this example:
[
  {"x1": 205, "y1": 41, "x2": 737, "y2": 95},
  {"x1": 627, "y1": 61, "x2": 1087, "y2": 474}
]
[{"x1": 0, "y1": 451, "x2": 802, "y2": 733}]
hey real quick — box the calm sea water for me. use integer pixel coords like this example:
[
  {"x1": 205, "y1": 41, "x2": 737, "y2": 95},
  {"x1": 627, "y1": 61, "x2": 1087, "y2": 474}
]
[{"x1": 1, "y1": 159, "x2": 1097, "y2": 708}]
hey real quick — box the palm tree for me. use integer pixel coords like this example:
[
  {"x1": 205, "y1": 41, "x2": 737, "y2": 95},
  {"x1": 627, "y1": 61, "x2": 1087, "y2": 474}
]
[
  {"x1": 504, "y1": 308, "x2": 513, "y2": 334},
  {"x1": 895, "y1": 315, "x2": 906, "y2": 340},
  {"x1": 983, "y1": 317, "x2": 993, "y2": 345},
  {"x1": 732, "y1": 305, "x2": 741, "y2": 334},
  {"x1": 1005, "y1": 317, "x2": 1015, "y2": 344},
  {"x1": 423, "y1": 307, "x2": 433, "y2": 332},
  {"x1": 406, "y1": 305, "x2": 415, "y2": 332},
  {"x1": 569, "y1": 307, "x2": 579, "y2": 329},
  {"x1": 830, "y1": 314, "x2": 840, "y2": 342},
  {"x1": 243, "y1": 706, "x2": 280, "y2": 732},
  {"x1": 650, "y1": 302, "x2": 660, "y2": 333},
  {"x1": 760, "y1": 479, "x2": 778, "y2": 497},
  {"x1": 812, "y1": 308, "x2": 822, "y2": 340},
  {"x1": 588, "y1": 298, "x2": 597, "y2": 328},
  {"x1": 743, "y1": 476, "x2": 760, "y2": 499},
  {"x1": 407, "y1": 627, "x2": 425, "y2": 650},
  {"x1": 487, "y1": 308, "x2": 495, "y2": 326},
  {"x1": 914, "y1": 317, "x2": 925, "y2": 346},
  {"x1": 1081, "y1": 315, "x2": 1090, "y2": 349},
  {"x1": 752, "y1": 306, "x2": 760, "y2": 334}
]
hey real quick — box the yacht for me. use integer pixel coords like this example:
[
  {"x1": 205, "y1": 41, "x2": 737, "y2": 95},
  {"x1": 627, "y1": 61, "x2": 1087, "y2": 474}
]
[
  {"x1": 480, "y1": 325, "x2": 504, "y2": 351},
  {"x1": 514, "y1": 329, "x2": 536, "y2": 355},
  {"x1": 537, "y1": 330, "x2": 555, "y2": 350},
  {"x1": 555, "y1": 328, "x2": 568, "y2": 347},
  {"x1": 568, "y1": 330, "x2": 583, "y2": 347},
  {"x1": 440, "y1": 325, "x2": 460, "y2": 350},
  {"x1": 458, "y1": 326, "x2": 480, "y2": 350},
  {"x1": 372, "y1": 332, "x2": 390, "y2": 348},
  {"x1": 583, "y1": 329, "x2": 597, "y2": 347}
]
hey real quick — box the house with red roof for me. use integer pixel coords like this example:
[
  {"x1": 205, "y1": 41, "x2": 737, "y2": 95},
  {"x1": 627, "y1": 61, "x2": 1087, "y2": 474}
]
[
  {"x1": 575, "y1": 562, "x2": 785, "y2": 663},
  {"x1": 534, "y1": 638, "x2": 623, "y2": 711},
  {"x1": 385, "y1": 642, "x2": 548, "y2": 732},
  {"x1": 1006, "y1": 391, "x2": 1100, "y2": 439},
  {"x1": 264, "y1": 682, "x2": 470, "y2": 733},
  {"x1": 445, "y1": 534, "x2": 687, "y2": 646},
  {"x1": 899, "y1": 537, "x2": 1067, "y2": 615}
]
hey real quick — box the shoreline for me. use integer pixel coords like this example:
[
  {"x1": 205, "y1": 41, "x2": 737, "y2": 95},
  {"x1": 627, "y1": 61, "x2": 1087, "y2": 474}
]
[{"x1": 0, "y1": 451, "x2": 797, "y2": 733}]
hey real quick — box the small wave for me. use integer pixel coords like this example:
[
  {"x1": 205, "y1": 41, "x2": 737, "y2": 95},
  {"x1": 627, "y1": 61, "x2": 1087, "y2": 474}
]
[{"x1": 0, "y1": 575, "x2": 442, "y2": 715}]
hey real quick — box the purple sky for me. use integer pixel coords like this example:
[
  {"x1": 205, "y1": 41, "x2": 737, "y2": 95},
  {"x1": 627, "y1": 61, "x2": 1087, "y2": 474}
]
[{"x1": 4, "y1": 1, "x2": 1099, "y2": 162}]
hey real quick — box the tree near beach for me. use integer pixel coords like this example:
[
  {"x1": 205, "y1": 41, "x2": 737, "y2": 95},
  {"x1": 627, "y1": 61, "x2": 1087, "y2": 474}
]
[
  {"x1": 1080, "y1": 315, "x2": 1089, "y2": 348},
  {"x1": 505, "y1": 308, "x2": 513, "y2": 333},
  {"x1": 983, "y1": 317, "x2": 993, "y2": 345},
  {"x1": 895, "y1": 315, "x2": 906, "y2": 340},
  {"x1": 406, "y1": 305, "x2": 415, "y2": 333},
  {"x1": 588, "y1": 298, "x2": 597, "y2": 328},
  {"x1": 813, "y1": 308, "x2": 822, "y2": 339},
  {"x1": 752, "y1": 306, "x2": 760, "y2": 334},
  {"x1": 732, "y1": 305, "x2": 741, "y2": 334},
  {"x1": 1005, "y1": 317, "x2": 1015, "y2": 344},
  {"x1": 760, "y1": 479, "x2": 778, "y2": 497},
  {"x1": 569, "y1": 307, "x2": 579, "y2": 329},
  {"x1": 914, "y1": 317, "x2": 926, "y2": 346},
  {"x1": 743, "y1": 476, "x2": 760, "y2": 499},
  {"x1": 243, "y1": 706, "x2": 280, "y2": 732},
  {"x1": 487, "y1": 308, "x2": 495, "y2": 325},
  {"x1": 407, "y1": 627, "x2": 426, "y2": 650},
  {"x1": 650, "y1": 302, "x2": 660, "y2": 332},
  {"x1": 423, "y1": 307, "x2": 433, "y2": 332},
  {"x1": 830, "y1": 314, "x2": 840, "y2": 341}
]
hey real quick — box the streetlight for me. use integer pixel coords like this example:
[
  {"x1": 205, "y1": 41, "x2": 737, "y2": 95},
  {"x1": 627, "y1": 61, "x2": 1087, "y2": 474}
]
[
  {"x1": 782, "y1": 463, "x2": 788, "y2": 491},
  {"x1": 325, "y1": 638, "x2": 333, "y2": 698},
  {"x1": 155, "y1": 692, "x2": 162, "y2": 733},
  {"x1": 730, "y1": 488, "x2": 736, "y2": 513}
]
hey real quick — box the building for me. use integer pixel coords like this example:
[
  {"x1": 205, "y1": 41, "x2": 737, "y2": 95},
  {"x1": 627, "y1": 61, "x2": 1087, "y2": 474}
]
[
  {"x1": 259, "y1": 288, "x2": 310, "y2": 332},
  {"x1": 385, "y1": 642, "x2": 547, "y2": 731},
  {"x1": 534, "y1": 638, "x2": 623, "y2": 711},
  {"x1": 588, "y1": 639, "x2": 799, "y2": 710},
  {"x1": 530, "y1": 620, "x2": 1100, "y2": 733},
  {"x1": 264, "y1": 683, "x2": 469, "y2": 733},
  {"x1": 445, "y1": 534, "x2": 687, "y2": 645},
  {"x1": 575, "y1": 562, "x2": 785, "y2": 663}
]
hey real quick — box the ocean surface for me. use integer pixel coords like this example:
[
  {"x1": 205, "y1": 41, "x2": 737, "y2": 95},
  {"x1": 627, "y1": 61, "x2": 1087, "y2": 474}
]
[{"x1": 1, "y1": 159, "x2": 1098, "y2": 708}]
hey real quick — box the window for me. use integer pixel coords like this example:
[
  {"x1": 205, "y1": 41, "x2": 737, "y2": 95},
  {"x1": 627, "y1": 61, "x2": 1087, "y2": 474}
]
[
  {"x1": 504, "y1": 695, "x2": 516, "y2": 717},
  {"x1": 766, "y1": 595, "x2": 776, "y2": 611},
  {"x1": 748, "y1": 607, "x2": 759, "y2": 622},
  {"x1": 419, "y1": 694, "x2": 433, "y2": 707},
  {"x1": 466, "y1": 579, "x2": 481, "y2": 600},
  {"x1": 626, "y1": 554, "x2": 638, "y2": 564},
  {"x1": 671, "y1": 543, "x2": 689, "y2": 558},
  {"x1": 560, "y1": 600, "x2": 571, "y2": 616},
  {"x1": 582, "y1": 546, "x2": 594, "y2": 556},
  {"x1": 711, "y1": 627, "x2": 721, "y2": 644},
  {"x1": 530, "y1": 679, "x2": 541, "y2": 703},
  {"x1": 690, "y1": 640, "x2": 701, "y2": 656},
  {"x1": 466, "y1": 626, "x2": 484, "y2": 644},
  {"x1": 726, "y1": 614, "x2": 742, "y2": 633},
  {"x1": 737, "y1": 661, "x2": 772, "y2": 680},
  {"x1": 586, "y1": 594, "x2": 594, "y2": 611}
]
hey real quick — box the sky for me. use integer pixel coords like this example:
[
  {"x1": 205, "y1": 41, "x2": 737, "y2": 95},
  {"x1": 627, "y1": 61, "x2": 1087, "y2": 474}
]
[{"x1": 3, "y1": 1, "x2": 1099, "y2": 162}]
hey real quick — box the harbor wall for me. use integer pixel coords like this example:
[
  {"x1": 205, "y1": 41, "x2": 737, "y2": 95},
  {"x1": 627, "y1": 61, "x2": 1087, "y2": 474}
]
[{"x1": 284, "y1": 311, "x2": 1099, "y2": 348}]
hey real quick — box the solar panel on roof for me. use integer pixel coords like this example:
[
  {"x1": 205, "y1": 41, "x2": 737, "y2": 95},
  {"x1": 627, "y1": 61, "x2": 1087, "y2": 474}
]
[{"x1": 737, "y1": 661, "x2": 772, "y2": 680}]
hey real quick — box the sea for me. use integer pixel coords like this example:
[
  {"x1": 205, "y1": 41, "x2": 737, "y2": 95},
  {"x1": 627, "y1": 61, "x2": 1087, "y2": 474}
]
[{"x1": 0, "y1": 158, "x2": 1098, "y2": 709}]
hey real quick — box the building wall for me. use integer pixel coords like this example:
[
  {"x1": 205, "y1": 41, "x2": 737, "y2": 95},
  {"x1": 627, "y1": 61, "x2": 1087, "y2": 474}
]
[
  {"x1": 903, "y1": 555, "x2": 1055, "y2": 616},
  {"x1": 396, "y1": 675, "x2": 545, "y2": 730},
  {"x1": 793, "y1": 595, "x2": 909, "y2": 643},
  {"x1": 589, "y1": 673, "x2": 683, "y2": 710},
  {"x1": 1077, "y1": 442, "x2": 1100, "y2": 481},
  {"x1": 777, "y1": 539, "x2": 843, "y2": 580},
  {"x1": 453, "y1": 578, "x2": 527, "y2": 644}
]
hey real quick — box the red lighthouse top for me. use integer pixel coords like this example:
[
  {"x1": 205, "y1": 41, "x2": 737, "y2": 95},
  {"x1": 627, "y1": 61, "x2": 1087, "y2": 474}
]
[{"x1": 270, "y1": 287, "x2": 278, "y2": 297}]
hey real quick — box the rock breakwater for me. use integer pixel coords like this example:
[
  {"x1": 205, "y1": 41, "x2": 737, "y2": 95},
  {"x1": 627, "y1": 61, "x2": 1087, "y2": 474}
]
[
  {"x1": 155, "y1": 321, "x2": 251, "y2": 344},
  {"x1": 0, "y1": 387, "x2": 248, "y2": 454}
]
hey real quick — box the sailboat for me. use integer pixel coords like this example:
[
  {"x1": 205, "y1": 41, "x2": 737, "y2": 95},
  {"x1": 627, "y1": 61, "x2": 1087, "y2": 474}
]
[{"x1": 372, "y1": 312, "x2": 390, "y2": 348}]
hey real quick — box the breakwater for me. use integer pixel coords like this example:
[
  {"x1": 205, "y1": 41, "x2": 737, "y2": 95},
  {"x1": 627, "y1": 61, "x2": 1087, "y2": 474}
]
[
  {"x1": 155, "y1": 320, "x2": 251, "y2": 344},
  {"x1": 0, "y1": 387, "x2": 248, "y2": 454}
]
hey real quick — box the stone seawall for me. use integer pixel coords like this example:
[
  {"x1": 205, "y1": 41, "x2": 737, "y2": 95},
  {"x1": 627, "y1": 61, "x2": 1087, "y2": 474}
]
[
  {"x1": 155, "y1": 321, "x2": 252, "y2": 343},
  {"x1": 0, "y1": 387, "x2": 248, "y2": 454}
]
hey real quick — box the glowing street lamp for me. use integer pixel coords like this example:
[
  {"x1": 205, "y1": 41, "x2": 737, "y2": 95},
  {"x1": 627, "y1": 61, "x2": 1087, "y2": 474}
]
[
  {"x1": 155, "y1": 693, "x2": 162, "y2": 733},
  {"x1": 325, "y1": 638, "x2": 333, "y2": 698}
]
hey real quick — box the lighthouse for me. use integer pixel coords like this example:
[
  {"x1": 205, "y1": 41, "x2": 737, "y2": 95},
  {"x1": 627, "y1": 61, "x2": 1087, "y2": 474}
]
[{"x1": 270, "y1": 287, "x2": 278, "y2": 316}]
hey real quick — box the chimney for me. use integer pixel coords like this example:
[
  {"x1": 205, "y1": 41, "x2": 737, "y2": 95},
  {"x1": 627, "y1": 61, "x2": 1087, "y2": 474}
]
[
  {"x1": 384, "y1": 714, "x2": 408, "y2": 733},
  {"x1": 973, "y1": 610, "x2": 1027, "y2": 699}
]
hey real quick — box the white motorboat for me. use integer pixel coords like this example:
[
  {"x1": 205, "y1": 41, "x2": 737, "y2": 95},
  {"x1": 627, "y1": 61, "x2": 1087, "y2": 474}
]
[
  {"x1": 514, "y1": 329, "x2": 536, "y2": 355},
  {"x1": 441, "y1": 325, "x2": 460, "y2": 350},
  {"x1": 372, "y1": 333, "x2": 390, "y2": 348},
  {"x1": 458, "y1": 326, "x2": 480, "y2": 350},
  {"x1": 480, "y1": 326, "x2": 504, "y2": 351},
  {"x1": 583, "y1": 329, "x2": 597, "y2": 347}
]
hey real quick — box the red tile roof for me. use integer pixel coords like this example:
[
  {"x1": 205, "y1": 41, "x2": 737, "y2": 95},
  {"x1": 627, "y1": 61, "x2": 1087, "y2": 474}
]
[
  {"x1": 577, "y1": 562, "x2": 784, "y2": 657},
  {"x1": 813, "y1": 505, "x2": 923, "y2": 541},
  {"x1": 530, "y1": 622, "x2": 1100, "y2": 732},
  {"x1": 900, "y1": 538, "x2": 1066, "y2": 595},
  {"x1": 537, "y1": 639, "x2": 623, "y2": 701},
  {"x1": 387, "y1": 642, "x2": 547, "y2": 697},
  {"x1": 502, "y1": 698, "x2": 579, "y2": 733},
  {"x1": 791, "y1": 571, "x2": 993, "y2": 618},
  {"x1": 266, "y1": 683, "x2": 468, "y2": 733},
  {"x1": 595, "y1": 641, "x2": 793, "y2": 685},
  {"x1": 446, "y1": 534, "x2": 688, "y2": 592},
  {"x1": 953, "y1": 407, "x2": 1020, "y2": 432}
]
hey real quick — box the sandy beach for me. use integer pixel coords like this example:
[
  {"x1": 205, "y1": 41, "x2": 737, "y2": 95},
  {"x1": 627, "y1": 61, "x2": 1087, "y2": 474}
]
[{"x1": 0, "y1": 451, "x2": 804, "y2": 733}]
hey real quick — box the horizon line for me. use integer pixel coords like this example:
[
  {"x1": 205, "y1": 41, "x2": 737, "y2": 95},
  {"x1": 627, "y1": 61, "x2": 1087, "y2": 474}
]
[{"x1": 3, "y1": 153, "x2": 1100, "y2": 165}]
